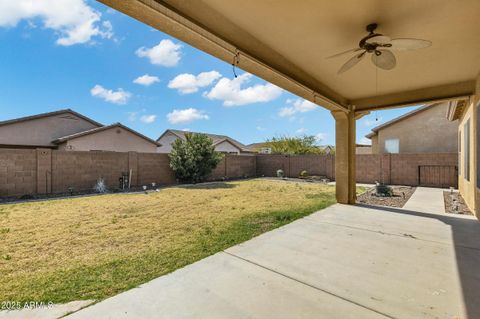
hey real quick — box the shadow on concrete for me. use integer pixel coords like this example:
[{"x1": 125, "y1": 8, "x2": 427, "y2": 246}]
[
  {"x1": 178, "y1": 182, "x2": 237, "y2": 190},
  {"x1": 357, "y1": 203, "x2": 480, "y2": 318}
]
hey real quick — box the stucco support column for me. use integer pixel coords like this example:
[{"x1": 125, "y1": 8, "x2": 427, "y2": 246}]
[{"x1": 332, "y1": 110, "x2": 356, "y2": 204}]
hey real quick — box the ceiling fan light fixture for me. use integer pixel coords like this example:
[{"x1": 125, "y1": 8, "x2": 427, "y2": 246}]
[{"x1": 327, "y1": 23, "x2": 431, "y2": 74}]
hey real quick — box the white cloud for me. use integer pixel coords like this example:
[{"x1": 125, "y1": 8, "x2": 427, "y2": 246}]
[
  {"x1": 0, "y1": 0, "x2": 113, "y2": 46},
  {"x1": 168, "y1": 71, "x2": 221, "y2": 94},
  {"x1": 90, "y1": 84, "x2": 131, "y2": 105},
  {"x1": 315, "y1": 133, "x2": 327, "y2": 142},
  {"x1": 256, "y1": 126, "x2": 266, "y2": 131},
  {"x1": 136, "y1": 39, "x2": 182, "y2": 67},
  {"x1": 204, "y1": 73, "x2": 282, "y2": 106},
  {"x1": 181, "y1": 128, "x2": 191, "y2": 132},
  {"x1": 279, "y1": 98, "x2": 317, "y2": 117},
  {"x1": 133, "y1": 74, "x2": 159, "y2": 86},
  {"x1": 167, "y1": 108, "x2": 209, "y2": 124},
  {"x1": 140, "y1": 115, "x2": 156, "y2": 124},
  {"x1": 296, "y1": 128, "x2": 307, "y2": 134},
  {"x1": 359, "y1": 137, "x2": 372, "y2": 145}
]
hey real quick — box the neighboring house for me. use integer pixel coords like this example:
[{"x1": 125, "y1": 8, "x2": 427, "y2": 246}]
[
  {"x1": 0, "y1": 109, "x2": 159, "y2": 153},
  {"x1": 356, "y1": 144, "x2": 372, "y2": 155},
  {"x1": 247, "y1": 142, "x2": 272, "y2": 154},
  {"x1": 157, "y1": 129, "x2": 254, "y2": 155},
  {"x1": 366, "y1": 102, "x2": 458, "y2": 154},
  {"x1": 52, "y1": 123, "x2": 159, "y2": 153},
  {"x1": 319, "y1": 145, "x2": 335, "y2": 154},
  {"x1": 0, "y1": 109, "x2": 102, "y2": 149}
]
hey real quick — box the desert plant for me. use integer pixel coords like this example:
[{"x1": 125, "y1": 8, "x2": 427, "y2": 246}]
[
  {"x1": 276, "y1": 169, "x2": 285, "y2": 178},
  {"x1": 169, "y1": 133, "x2": 223, "y2": 183},
  {"x1": 300, "y1": 170, "x2": 308, "y2": 178},
  {"x1": 94, "y1": 178, "x2": 108, "y2": 193}
]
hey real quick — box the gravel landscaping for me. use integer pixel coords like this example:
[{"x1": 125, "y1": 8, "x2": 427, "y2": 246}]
[
  {"x1": 357, "y1": 185, "x2": 416, "y2": 208},
  {"x1": 443, "y1": 191, "x2": 473, "y2": 215}
]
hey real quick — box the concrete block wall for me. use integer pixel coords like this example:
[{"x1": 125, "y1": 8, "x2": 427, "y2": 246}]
[
  {"x1": 51, "y1": 151, "x2": 129, "y2": 193},
  {"x1": 137, "y1": 153, "x2": 176, "y2": 186},
  {"x1": 0, "y1": 149, "x2": 37, "y2": 196},
  {"x1": 0, "y1": 149, "x2": 459, "y2": 197}
]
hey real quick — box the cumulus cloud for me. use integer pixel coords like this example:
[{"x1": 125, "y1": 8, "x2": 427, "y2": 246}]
[
  {"x1": 136, "y1": 39, "x2": 182, "y2": 67},
  {"x1": 278, "y1": 98, "x2": 317, "y2": 117},
  {"x1": 315, "y1": 133, "x2": 327, "y2": 143},
  {"x1": 90, "y1": 84, "x2": 131, "y2": 104},
  {"x1": 140, "y1": 114, "x2": 156, "y2": 124},
  {"x1": 168, "y1": 71, "x2": 221, "y2": 94},
  {"x1": 0, "y1": 0, "x2": 113, "y2": 46},
  {"x1": 167, "y1": 108, "x2": 209, "y2": 124},
  {"x1": 133, "y1": 74, "x2": 159, "y2": 86},
  {"x1": 203, "y1": 73, "x2": 282, "y2": 106},
  {"x1": 296, "y1": 128, "x2": 307, "y2": 134}
]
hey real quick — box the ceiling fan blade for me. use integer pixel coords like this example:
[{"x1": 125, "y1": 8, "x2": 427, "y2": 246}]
[
  {"x1": 371, "y1": 49, "x2": 396, "y2": 70},
  {"x1": 326, "y1": 48, "x2": 361, "y2": 59},
  {"x1": 338, "y1": 51, "x2": 366, "y2": 74},
  {"x1": 389, "y1": 38, "x2": 432, "y2": 51},
  {"x1": 366, "y1": 35, "x2": 391, "y2": 45}
]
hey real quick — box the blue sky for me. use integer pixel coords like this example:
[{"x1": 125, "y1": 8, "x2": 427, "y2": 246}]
[{"x1": 0, "y1": 0, "x2": 417, "y2": 146}]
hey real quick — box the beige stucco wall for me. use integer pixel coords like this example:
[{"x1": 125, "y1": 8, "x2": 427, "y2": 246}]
[
  {"x1": 356, "y1": 146, "x2": 372, "y2": 155},
  {"x1": 459, "y1": 72, "x2": 480, "y2": 217},
  {"x1": 372, "y1": 103, "x2": 458, "y2": 154},
  {"x1": 0, "y1": 112, "x2": 99, "y2": 147},
  {"x1": 156, "y1": 132, "x2": 178, "y2": 153},
  {"x1": 58, "y1": 126, "x2": 157, "y2": 153},
  {"x1": 214, "y1": 140, "x2": 240, "y2": 154},
  {"x1": 370, "y1": 135, "x2": 379, "y2": 154}
]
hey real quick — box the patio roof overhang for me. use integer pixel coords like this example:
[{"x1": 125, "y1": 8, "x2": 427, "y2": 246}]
[{"x1": 99, "y1": 0, "x2": 480, "y2": 113}]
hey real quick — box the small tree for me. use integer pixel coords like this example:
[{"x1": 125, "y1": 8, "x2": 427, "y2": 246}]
[
  {"x1": 265, "y1": 135, "x2": 326, "y2": 155},
  {"x1": 169, "y1": 133, "x2": 223, "y2": 183}
]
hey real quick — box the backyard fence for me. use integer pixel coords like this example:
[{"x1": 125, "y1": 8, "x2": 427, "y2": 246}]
[{"x1": 0, "y1": 148, "x2": 458, "y2": 197}]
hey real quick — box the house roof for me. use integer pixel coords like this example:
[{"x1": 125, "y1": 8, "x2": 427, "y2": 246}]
[
  {"x1": 365, "y1": 104, "x2": 437, "y2": 139},
  {"x1": 52, "y1": 123, "x2": 161, "y2": 146},
  {"x1": 158, "y1": 129, "x2": 253, "y2": 152},
  {"x1": 0, "y1": 109, "x2": 103, "y2": 128}
]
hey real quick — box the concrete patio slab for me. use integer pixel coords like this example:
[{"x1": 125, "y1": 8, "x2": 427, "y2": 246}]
[{"x1": 65, "y1": 189, "x2": 480, "y2": 319}]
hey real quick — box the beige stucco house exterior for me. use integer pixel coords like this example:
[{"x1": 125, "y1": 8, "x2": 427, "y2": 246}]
[
  {"x1": 157, "y1": 129, "x2": 254, "y2": 155},
  {"x1": 447, "y1": 73, "x2": 480, "y2": 217},
  {"x1": 53, "y1": 123, "x2": 159, "y2": 153},
  {"x1": 366, "y1": 103, "x2": 458, "y2": 154},
  {"x1": 0, "y1": 109, "x2": 159, "y2": 153}
]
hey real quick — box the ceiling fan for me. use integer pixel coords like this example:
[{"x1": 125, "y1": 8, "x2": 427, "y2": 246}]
[{"x1": 328, "y1": 23, "x2": 432, "y2": 74}]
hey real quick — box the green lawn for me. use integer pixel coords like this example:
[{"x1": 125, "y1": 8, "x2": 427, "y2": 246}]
[{"x1": 0, "y1": 179, "x2": 348, "y2": 304}]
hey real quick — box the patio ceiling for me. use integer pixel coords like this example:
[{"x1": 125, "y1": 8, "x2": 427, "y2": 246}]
[{"x1": 100, "y1": 0, "x2": 480, "y2": 112}]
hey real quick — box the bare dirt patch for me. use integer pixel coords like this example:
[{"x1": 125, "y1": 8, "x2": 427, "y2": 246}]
[
  {"x1": 443, "y1": 191, "x2": 473, "y2": 215},
  {"x1": 357, "y1": 186, "x2": 416, "y2": 208}
]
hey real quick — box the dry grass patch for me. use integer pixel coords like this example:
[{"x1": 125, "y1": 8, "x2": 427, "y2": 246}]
[{"x1": 0, "y1": 179, "x2": 338, "y2": 304}]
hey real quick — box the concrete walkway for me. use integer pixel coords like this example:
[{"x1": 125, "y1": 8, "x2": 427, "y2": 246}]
[
  {"x1": 404, "y1": 187, "x2": 447, "y2": 214},
  {"x1": 65, "y1": 187, "x2": 480, "y2": 319}
]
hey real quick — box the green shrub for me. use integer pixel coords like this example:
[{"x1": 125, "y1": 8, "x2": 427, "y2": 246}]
[
  {"x1": 300, "y1": 170, "x2": 308, "y2": 178},
  {"x1": 169, "y1": 133, "x2": 223, "y2": 183}
]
